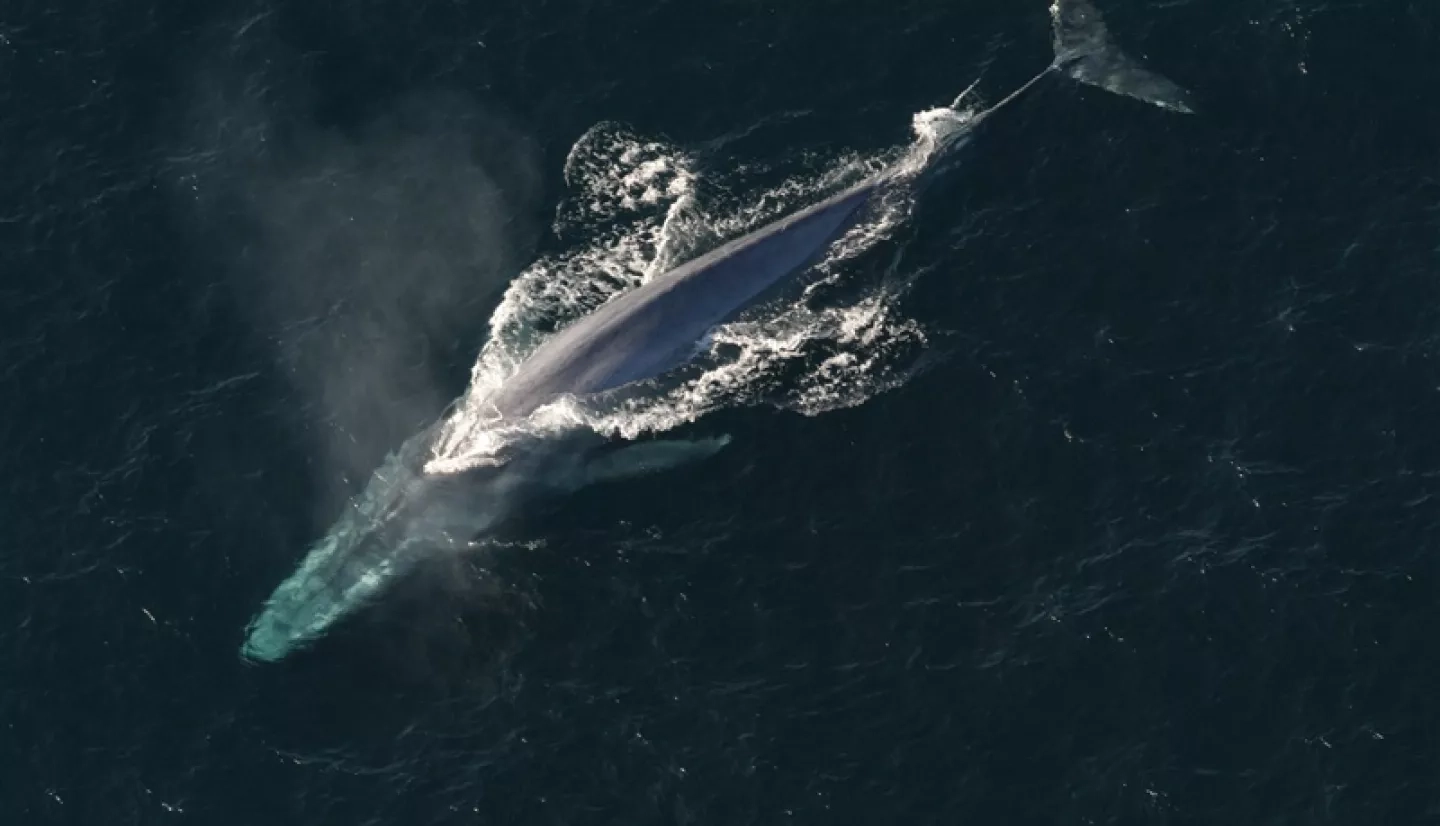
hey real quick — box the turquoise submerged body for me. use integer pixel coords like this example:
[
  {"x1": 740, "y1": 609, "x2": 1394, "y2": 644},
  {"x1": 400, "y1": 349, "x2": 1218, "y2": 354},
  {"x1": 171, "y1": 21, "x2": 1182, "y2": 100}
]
[{"x1": 240, "y1": 0, "x2": 1194, "y2": 662}]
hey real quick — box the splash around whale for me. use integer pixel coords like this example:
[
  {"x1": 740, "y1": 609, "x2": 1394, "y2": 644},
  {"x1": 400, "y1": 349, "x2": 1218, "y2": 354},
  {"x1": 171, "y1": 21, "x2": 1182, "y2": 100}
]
[{"x1": 240, "y1": 0, "x2": 1195, "y2": 663}]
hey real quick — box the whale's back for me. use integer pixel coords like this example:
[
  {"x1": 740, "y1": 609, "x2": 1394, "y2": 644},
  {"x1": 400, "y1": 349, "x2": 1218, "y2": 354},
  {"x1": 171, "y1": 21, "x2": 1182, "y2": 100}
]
[{"x1": 489, "y1": 177, "x2": 883, "y2": 419}]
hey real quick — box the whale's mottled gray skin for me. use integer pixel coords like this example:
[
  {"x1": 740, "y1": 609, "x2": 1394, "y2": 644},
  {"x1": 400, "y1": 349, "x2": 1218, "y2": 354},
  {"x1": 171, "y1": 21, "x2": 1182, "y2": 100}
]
[{"x1": 489, "y1": 178, "x2": 884, "y2": 420}]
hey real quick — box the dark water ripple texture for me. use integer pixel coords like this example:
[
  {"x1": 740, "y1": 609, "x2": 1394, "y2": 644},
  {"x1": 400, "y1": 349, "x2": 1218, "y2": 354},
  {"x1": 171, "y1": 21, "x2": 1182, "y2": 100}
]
[{"x1": 6, "y1": 1, "x2": 1440, "y2": 824}]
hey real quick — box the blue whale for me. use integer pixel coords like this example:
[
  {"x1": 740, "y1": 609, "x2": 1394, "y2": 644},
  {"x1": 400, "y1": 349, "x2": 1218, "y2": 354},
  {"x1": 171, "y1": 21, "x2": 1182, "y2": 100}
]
[{"x1": 241, "y1": 0, "x2": 1194, "y2": 662}]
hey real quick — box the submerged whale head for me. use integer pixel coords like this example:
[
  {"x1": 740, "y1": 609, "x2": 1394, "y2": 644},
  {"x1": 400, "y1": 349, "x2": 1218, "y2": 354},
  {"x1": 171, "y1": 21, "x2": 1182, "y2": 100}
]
[
  {"x1": 241, "y1": 473, "x2": 471, "y2": 662},
  {"x1": 240, "y1": 423, "x2": 605, "y2": 663},
  {"x1": 240, "y1": 430, "x2": 540, "y2": 663}
]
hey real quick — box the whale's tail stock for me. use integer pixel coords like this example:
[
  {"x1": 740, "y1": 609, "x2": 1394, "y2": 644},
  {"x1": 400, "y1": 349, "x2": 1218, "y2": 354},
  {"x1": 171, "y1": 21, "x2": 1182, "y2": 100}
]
[
  {"x1": 949, "y1": 0, "x2": 1195, "y2": 122},
  {"x1": 1049, "y1": 0, "x2": 1194, "y2": 114}
]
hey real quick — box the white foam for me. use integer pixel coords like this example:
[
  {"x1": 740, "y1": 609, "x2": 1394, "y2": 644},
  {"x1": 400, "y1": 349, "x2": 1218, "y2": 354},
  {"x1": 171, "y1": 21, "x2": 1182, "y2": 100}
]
[{"x1": 425, "y1": 98, "x2": 984, "y2": 474}]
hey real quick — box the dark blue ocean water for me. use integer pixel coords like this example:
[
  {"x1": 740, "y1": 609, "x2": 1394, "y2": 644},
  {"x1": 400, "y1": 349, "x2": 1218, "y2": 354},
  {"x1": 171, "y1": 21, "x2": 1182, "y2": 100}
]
[{"x1": 7, "y1": 1, "x2": 1440, "y2": 823}]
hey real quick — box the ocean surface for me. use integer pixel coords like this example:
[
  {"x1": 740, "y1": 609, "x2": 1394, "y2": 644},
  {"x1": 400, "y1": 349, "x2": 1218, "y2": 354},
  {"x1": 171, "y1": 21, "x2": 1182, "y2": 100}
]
[{"x1": 7, "y1": 0, "x2": 1440, "y2": 823}]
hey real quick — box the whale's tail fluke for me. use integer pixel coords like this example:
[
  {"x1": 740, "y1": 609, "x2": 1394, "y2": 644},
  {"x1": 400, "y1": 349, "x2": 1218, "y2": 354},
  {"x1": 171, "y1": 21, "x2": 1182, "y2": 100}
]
[{"x1": 1049, "y1": 0, "x2": 1195, "y2": 114}]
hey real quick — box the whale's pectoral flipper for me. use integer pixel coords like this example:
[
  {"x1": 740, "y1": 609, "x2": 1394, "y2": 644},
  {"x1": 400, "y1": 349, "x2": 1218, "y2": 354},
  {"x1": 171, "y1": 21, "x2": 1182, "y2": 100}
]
[
  {"x1": 1050, "y1": 0, "x2": 1195, "y2": 114},
  {"x1": 585, "y1": 435, "x2": 733, "y2": 485}
]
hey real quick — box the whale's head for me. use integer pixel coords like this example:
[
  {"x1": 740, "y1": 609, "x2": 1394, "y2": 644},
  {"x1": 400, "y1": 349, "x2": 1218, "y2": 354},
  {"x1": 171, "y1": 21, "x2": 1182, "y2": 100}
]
[
  {"x1": 239, "y1": 429, "x2": 588, "y2": 663},
  {"x1": 240, "y1": 442, "x2": 515, "y2": 663},
  {"x1": 239, "y1": 472, "x2": 468, "y2": 663}
]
